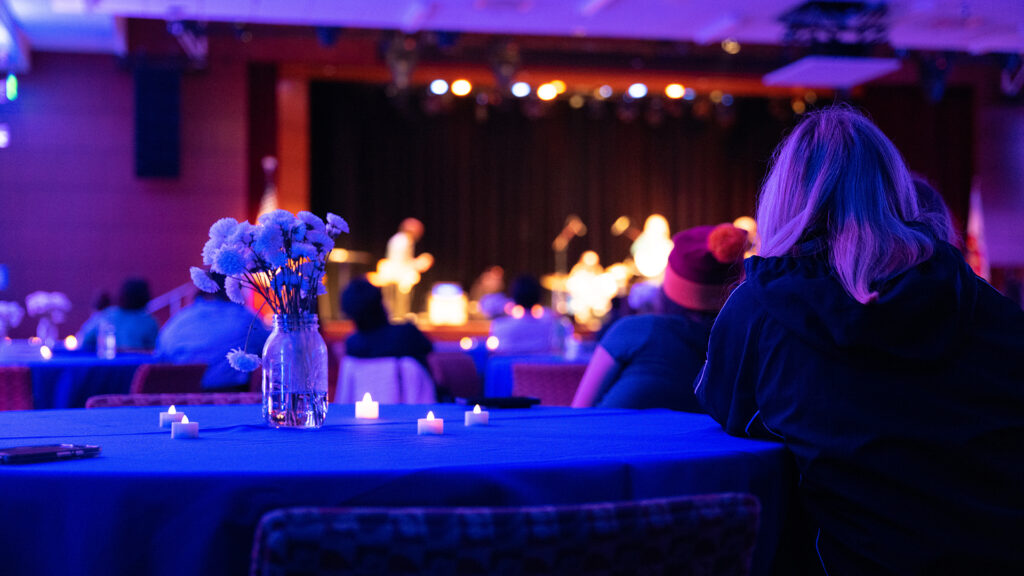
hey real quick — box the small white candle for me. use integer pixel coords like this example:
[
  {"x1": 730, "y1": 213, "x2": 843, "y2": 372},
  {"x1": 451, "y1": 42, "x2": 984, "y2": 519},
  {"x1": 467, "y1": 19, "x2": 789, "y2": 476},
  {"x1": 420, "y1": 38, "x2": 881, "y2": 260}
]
[
  {"x1": 354, "y1": 392, "x2": 379, "y2": 419},
  {"x1": 171, "y1": 414, "x2": 199, "y2": 439},
  {"x1": 464, "y1": 404, "x2": 489, "y2": 426},
  {"x1": 417, "y1": 411, "x2": 444, "y2": 435},
  {"x1": 159, "y1": 405, "x2": 186, "y2": 428}
]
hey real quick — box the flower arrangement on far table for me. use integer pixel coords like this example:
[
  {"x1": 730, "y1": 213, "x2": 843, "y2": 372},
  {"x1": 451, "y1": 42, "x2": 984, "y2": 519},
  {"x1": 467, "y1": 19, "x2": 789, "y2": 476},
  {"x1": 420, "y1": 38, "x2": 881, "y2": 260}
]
[
  {"x1": 25, "y1": 291, "x2": 71, "y2": 345},
  {"x1": 26, "y1": 291, "x2": 72, "y2": 321},
  {"x1": 0, "y1": 301, "x2": 25, "y2": 339},
  {"x1": 190, "y1": 209, "x2": 349, "y2": 372}
]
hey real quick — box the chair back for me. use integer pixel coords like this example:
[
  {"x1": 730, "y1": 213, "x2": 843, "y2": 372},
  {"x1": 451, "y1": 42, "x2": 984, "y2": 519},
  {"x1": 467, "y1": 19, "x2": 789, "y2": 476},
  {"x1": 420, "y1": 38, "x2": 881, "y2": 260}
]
[
  {"x1": 248, "y1": 367, "x2": 263, "y2": 393},
  {"x1": 86, "y1": 391, "x2": 262, "y2": 408},
  {"x1": 251, "y1": 493, "x2": 761, "y2": 576},
  {"x1": 511, "y1": 362, "x2": 587, "y2": 406},
  {"x1": 0, "y1": 366, "x2": 33, "y2": 411},
  {"x1": 335, "y1": 356, "x2": 436, "y2": 404},
  {"x1": 129, "y1": 363, "x2": 207, "y2": 394},
  {"x1": 426, "y1": 351, "x2": 482, "y2": 400}
]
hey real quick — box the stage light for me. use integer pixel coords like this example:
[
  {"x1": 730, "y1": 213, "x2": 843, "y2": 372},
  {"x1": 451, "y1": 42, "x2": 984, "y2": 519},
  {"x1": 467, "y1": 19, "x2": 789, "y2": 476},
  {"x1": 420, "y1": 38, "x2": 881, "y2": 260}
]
[
  {"x1": 611, "y1": 216, "x2": 631, "y2": 236},
  {"x1": 459, "y1": 337, "x2": 474, "y2": 350},
  {"x1": 710, "y1": 90, "x2": 723, "y2": 103},
  {"x1": 733, "y1": 216, "x2": 756, "y2": 234},
  {"x1": 511, "y1": 81, "x2": 531, "y2": 97},
  {"x1": 486, "y1": 336, "x2": 499, "y2": 350},
  {"x1": 665, "y1": 84, "x2": 685, "y2": 99},
  {"x1": 597, "y1": 85, "x2": 613, "y2": 99},
  {"x1": 683, "y1": 88, "x2": 696, "y2": 101},
  {"x1": 792, "y1": 99, "x2": 807, "y2": 114},
  {"x1": 627, "y1": 83, "x2": 648, "y2": 98},
  {"x1": 550, "y1": 79, "x2": 567, "y2": 94},
  {"x1": 537, "y1": 83, "x2": 558, "y2": 101},
  {"x1": 429, "y1": 79, "x2": 449, "y2": 95},
  {"x1": 721, "y1": 38, "x2": 741, "y2": 55},
  {"x1": 451, "y1": 79, "x2": 472, "y2": 96},
  {"x1": 569, "y1": 94, "x2": 585, "y2": 108},
  {"x1": 0, "y1": 124, "x2": 9, "y2": 149},
  {"x1": 722, "y1": 94, "x2": 734, "y2": 106}
]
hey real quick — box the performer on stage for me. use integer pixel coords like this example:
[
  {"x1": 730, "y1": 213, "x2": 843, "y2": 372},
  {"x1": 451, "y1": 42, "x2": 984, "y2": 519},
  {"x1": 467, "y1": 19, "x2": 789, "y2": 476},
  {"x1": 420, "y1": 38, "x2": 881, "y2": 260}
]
[
  {"x1": 630, "y1": 214, "x2": 674, "y2": 280},
  {"x1": 370, "y1": 218, "x2": 433, "y2": 319}
]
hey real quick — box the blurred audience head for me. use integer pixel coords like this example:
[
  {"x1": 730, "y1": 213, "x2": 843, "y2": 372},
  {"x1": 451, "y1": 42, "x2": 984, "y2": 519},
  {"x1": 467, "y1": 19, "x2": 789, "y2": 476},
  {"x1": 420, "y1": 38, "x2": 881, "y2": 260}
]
[
  {"x1": 201, "y1": 271, "x2": 230, "y2": 301},
  {"x1": 628, "y1": 281, "x2": 661, "y2": 314},
  {"x1": 913, "y1": 178, "x2": 961, "y2": 248},
  {"x1": 341, "y1": 277, "x2": 389, "y2": 331},
  {"x1": 92, "y1": 291, "x2": 112, "y2": 312},
  {"x1": 118, "y1": 278, "x2": 151, "y2": 311},
  {"x1": 509, "y1": 275, "x2": 543, "y2": 309},
  {"x1": 662, "y1": 223, "x2": 747, "y2": 313},
  {"x1": 399, "y1": 217, "x2": 425, "y2": 240}
]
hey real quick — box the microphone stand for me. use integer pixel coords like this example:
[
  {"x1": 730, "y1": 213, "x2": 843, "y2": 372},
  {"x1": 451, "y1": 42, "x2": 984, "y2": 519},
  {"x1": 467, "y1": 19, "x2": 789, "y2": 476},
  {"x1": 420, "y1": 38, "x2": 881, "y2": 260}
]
[{"x1": 551, "y1": 215, "x2": 587, "y2": 314}]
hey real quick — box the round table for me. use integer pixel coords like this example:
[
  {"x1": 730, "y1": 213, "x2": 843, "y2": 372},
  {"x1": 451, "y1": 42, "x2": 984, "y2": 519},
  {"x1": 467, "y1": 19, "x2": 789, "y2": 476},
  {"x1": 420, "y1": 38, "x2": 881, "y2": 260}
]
[{"x1": 0, "y1": 404, "x2": 795, "y2": 576}]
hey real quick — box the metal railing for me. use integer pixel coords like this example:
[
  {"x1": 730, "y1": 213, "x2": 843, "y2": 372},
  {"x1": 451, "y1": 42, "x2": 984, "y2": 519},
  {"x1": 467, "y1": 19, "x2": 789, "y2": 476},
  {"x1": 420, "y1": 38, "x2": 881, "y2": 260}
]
[{"x1": 146, "y1": 282, "x2": 197, "y2": 318}]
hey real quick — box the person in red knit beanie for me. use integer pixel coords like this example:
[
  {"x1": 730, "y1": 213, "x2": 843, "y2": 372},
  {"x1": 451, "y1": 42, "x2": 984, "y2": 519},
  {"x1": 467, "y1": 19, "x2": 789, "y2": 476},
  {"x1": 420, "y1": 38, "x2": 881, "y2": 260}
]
[{"x1": 571, "y1": 223, "x2": 747, "y2": 411}]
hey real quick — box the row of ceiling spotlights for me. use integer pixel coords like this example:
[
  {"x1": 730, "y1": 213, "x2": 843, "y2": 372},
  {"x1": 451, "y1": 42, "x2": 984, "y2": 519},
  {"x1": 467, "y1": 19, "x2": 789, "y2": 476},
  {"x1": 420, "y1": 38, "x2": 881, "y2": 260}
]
[{"x1": 428, "y1": 78, "x2": 716, "y2": 103}]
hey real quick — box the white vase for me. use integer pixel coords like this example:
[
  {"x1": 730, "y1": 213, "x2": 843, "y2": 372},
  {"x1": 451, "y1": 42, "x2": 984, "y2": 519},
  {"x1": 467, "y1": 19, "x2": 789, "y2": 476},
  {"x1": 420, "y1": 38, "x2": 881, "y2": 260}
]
[{"x1": 36, "y1": 316, "x2": 58, "y2": 348}]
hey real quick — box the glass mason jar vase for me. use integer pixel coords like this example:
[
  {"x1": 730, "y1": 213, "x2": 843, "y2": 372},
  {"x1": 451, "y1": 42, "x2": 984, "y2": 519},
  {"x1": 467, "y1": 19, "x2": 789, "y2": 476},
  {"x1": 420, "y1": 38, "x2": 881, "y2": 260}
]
[{"x1": 261, "y1": 313, "x2": 329, "y2": 428}]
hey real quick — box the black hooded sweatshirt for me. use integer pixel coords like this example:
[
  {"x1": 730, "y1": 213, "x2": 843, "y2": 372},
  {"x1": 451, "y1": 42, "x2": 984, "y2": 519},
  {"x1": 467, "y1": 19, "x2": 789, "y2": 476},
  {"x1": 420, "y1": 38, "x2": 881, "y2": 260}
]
[{"x1": 696, "y1": 240, "x2": 1024, "y2": 576}]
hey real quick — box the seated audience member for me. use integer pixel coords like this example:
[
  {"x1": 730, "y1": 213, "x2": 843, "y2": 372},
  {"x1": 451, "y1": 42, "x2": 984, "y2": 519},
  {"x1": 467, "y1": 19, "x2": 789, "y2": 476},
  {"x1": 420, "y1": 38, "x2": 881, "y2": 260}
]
[
  {"x1": 341, "y1": 277, "x2": 432, "y2": 369},
  {"x1": 469, "y1": 265, "x2": 506, "y2": 310},
  {"x1": 696, "y1": 106, "x2": 1024, "y2": 575},
  {"x1": 572, "y1": 224, "x2": 746, "y2": 411},
  {"x1": 593, "y1": 295, "x2": 631, "y2": 342},
  {"x1": 80, "y1": 278, "x2": 160, "y2": 351},
  {"x1": 155, "y1": 272, "x2": 270, "y2": 390},
  {"x1": 488, "y1": 275, "x2": 566, "y2": 355},
  {"x1": 75, "y1": 290, "x2": 112, "y2": 342}
]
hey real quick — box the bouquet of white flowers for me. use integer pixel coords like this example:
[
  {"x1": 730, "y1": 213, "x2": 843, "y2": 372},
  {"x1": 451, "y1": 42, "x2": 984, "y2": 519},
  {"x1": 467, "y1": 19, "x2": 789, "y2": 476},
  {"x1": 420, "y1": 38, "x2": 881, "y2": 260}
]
[
  {"x1": 25, "y1": 291, "x2": 71, "y2": 323},
  {"x1": 24, "y1": 291, "x2": 71, "y2": 347},
  {"x1": 191, "y1": 209, "x2": 348, "y2": 371}
]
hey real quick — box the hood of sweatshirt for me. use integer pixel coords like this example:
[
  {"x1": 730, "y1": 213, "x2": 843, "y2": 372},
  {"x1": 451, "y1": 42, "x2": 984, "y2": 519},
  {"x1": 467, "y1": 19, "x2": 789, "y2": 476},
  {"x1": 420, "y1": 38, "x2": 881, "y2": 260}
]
[{"x1": 743, "y1": 241, "x2": 977, "y2": 360}]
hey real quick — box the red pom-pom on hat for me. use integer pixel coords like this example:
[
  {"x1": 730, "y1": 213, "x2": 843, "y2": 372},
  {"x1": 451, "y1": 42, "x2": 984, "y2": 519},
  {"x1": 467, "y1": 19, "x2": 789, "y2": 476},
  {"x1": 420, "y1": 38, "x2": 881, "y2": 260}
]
[{"x1": 708, "y1": 223, "x2": 748, "y2": 264}]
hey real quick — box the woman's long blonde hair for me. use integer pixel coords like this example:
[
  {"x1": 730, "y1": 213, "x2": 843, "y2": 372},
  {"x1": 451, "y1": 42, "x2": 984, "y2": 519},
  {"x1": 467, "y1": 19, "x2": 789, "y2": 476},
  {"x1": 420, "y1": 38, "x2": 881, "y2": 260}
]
[{"x1": 756, "y1": 106, "x2": 944, "y2": 304}]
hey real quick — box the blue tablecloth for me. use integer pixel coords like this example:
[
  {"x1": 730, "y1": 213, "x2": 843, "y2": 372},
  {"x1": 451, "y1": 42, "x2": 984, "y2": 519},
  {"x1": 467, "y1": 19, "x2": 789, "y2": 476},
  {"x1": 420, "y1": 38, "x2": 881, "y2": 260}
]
[
  {"x1": 27, "y1": 353, "x2": 156, "y2": 409},
  {"x1": 0, "y1": 404, "x2": 795, "y2": 576}
]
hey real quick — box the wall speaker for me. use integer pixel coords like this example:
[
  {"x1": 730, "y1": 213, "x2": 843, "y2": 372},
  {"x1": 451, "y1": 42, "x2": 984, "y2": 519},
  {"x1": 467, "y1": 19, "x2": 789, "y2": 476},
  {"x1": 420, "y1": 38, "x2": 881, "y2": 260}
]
[{"x1": 134, "y1": 66, "x2": 181, "y2": 178}]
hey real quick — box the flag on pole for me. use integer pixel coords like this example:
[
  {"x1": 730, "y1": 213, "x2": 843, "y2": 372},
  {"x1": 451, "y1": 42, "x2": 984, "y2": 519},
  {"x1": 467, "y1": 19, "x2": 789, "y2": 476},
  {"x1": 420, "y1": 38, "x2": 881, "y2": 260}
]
[
  {"x1": 965, "y1": 178, "x2": 990, "y2": 280},
  {"x1": 257, "y1": 156, "x2": 279, "y2": 219},
  {"x1": 252, "y1": 156, "x2": 279, "y2": 319}
]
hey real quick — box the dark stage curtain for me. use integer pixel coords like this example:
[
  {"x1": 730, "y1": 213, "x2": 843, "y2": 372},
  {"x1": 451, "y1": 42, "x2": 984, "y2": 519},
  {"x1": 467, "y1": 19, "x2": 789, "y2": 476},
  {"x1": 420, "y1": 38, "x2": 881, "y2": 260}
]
[
  {"x1": 310, "y1": 82, "x2": 971, "y2": 299},
  {"x1": 862, "y1": 85, "x2": 973, "y2": 237}
]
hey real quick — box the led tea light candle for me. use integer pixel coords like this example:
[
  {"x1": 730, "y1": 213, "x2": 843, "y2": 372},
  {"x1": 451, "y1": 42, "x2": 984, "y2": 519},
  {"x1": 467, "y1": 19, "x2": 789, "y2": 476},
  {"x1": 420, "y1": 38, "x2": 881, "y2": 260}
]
[
  {"x1": 171, "y1": 414, "x2": 199, "y2": 439},
  {"x1": 417, "y1": 411, "x2": 444, "y2": 435},
  {"x1": 464, "y1": 404, "x2": 489, "y2": 426},
  {"x1": 159, "y1": 405, "x2": 185, "y2": 428},
  {"x1": 355, "y1": 392, "x2": 379, "y2": 419}
]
